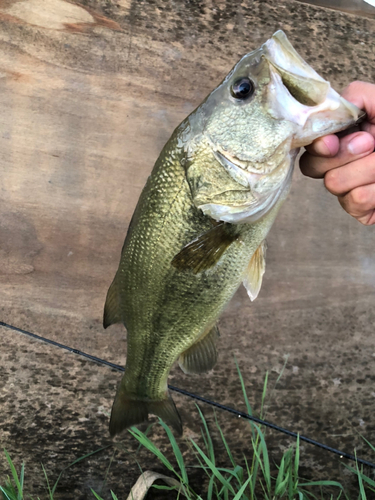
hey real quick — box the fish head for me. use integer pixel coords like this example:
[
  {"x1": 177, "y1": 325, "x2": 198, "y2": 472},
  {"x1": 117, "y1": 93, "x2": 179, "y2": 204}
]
[{"x1": 186, "y1": 30, "x2": 364, "y2": 224}]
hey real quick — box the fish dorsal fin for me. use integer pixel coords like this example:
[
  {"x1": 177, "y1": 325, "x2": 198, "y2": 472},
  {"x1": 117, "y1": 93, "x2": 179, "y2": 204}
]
[
  {"x1": 103, "y1": 277, "x2": 122, "y2": 329},
  {"x1": 178, "y1": 325, "x2": 220, "y2": 375},
  {"x1": 171, "y1": 222, "x2": 238, "y2": 274},
  {"x1": 243, "y1": 241, "x2": 266, "y2": 302}
]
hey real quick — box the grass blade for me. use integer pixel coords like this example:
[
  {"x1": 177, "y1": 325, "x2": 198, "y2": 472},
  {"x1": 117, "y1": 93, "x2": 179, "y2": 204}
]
[
  {"x1": 91, "y1": 489, "x2": 104, "y2": 500},
  {"x1": 190, "y1": 439, "x2": 236, "y2": 496},
  {"x1": 235, "y1": 358, "x2": 253, "y2": 417},
  {"x1": 252, "y1": 424, "x2": 271, "y2": 495},
  {"x1": 345, "y1": 465, "x2": 375, "y2": 490},
  {"x1": 3, "y1": 450, "x2": 23, "y2": 499},
  {"x1": 195, "y1": 405, "x2": 215, "y2": 463},
  {"x1": 41, "y1": 464, "x2": 54, "y2": 500},
  {"x1": 299, "y1": 480, "x2": 344, "y2": 488},
  {"x1": 128, "y1": 427, "x2": 176, "y2": 474},
  {"x1": 158, "y1": 419, "x2": 188, "y2": 484},
  {"x1": 233, "y1": 477, "x2": 251, "y2": 500},
  {"x1": 259, "y1": 371, "x2": 268, "y2": 420},
  {"x1": 207, "y1": 474, "x2": 215, "y2": 500},
  {"x1": 294, "y1": 434, "x2": 300, "y2": 480},
  {"x1": 355, "y1": 452, "x2": 367, "y2": 500},
  {"x1": 51, "y1": 445, "x2": 112, "y2": 496},
  {"x1": 214, "y1": 412, "x2": 237, "y2": 470},
  {"x1": 0, "y1": 487, "x2": 14, "y2": 500}
]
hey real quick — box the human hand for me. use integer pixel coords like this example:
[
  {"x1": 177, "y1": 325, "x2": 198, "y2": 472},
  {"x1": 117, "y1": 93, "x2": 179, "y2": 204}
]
[{"x1": 300, "y1": 81, "x2": 375, "y2": 225}]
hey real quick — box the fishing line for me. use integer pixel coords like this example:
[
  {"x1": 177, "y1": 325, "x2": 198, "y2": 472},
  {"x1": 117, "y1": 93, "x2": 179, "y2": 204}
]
[{"x1": 1, "y1": 320, "x2": 375, "y2": 469}]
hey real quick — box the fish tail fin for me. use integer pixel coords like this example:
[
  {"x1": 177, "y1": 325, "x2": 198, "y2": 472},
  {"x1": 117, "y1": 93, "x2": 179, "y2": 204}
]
[
  {"x1": 109, "y1": 389, "x2": 182, "y2": 437},
  {"x1": 148, "y1": 398, "x2": 182, "y2": 435}
]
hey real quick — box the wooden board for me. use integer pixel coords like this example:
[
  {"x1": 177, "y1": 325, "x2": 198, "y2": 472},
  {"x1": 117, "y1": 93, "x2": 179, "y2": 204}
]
[
  {"x1": 0, "y1": 0, "x2": 374, "y2": 348},
  {"x1": 1, "y1": 1, "x2": 375, "y2": 498}
]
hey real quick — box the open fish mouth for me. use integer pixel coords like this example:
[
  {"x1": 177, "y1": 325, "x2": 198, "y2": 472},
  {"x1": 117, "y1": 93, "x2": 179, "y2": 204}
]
[
  {"x1": 197, "y1": 30, "x2": 365, "y2": 225},
  {"x1": 263, "y1": 31, "x2": 364, "y2": 147}
]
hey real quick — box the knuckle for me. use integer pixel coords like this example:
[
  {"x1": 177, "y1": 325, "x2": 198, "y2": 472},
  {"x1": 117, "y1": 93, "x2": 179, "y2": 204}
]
[
  {"x1": 343, "y1": 81, "x2": 363, "y2": 96},
  {"x1": 346, "y1": 81, "x2": 359, "y2": 93},
  {"x1": 341, "y1": 81, "x2": 368, "y2": 105},
  {"x1": 359, "y1": 217, "x2": 373, "y2": 226},
  {"x1": 324, "y1": 169, "x2": 340, "y2": 194},
  {"x1": 350, "y1": 187, "x2": 372, "y2": 209},
  {"x1": 357, "y1": 211, "x2": 375, "y2": 226}
]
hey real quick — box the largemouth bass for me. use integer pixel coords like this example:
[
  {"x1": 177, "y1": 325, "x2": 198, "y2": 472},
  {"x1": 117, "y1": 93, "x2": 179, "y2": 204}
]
[{"x1": 104, "y1": 31, "x2": 363, "y2": 436}]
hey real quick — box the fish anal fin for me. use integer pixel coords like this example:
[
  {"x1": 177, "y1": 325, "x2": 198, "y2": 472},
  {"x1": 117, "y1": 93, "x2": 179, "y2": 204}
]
[
  {"x1": 178, "y1": 325, "x2": 219, "y2": 375},
  {"x1": 103, "y1": 278, "x2": 122, "y2": 329},
  {"x1": 243, "y1": 241, "x2": 267, "y2": 302},
  {"x1": 109, "y1": 388, "x2": 182, "y2": 436},
  {"x1": 171, "y1": 222, "x2": 238, "y2": 274}
]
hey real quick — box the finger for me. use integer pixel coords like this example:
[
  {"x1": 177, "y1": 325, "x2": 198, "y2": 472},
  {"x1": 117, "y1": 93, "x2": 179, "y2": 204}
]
[
  {"x1": 338, "y1": 184, "x2": 375, "y2": 225},
  {"x1": 324, "y1": 151, "x2": 375, "y2": 196},
  {"x1": 360, "y1": 120, "x2": 375, "y2": 138},
  {"x1": 341, "y1": 81, "x2": 375, "y2": 124},
  {"x1": 300, "y1": 131, "x2": 375, "y2": 179},
  {"x1": 304, "y1": 135, "x2": 339, "y2": 157}
]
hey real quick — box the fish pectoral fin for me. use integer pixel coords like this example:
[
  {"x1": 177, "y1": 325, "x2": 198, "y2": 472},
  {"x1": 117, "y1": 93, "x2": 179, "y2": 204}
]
[
  {"x1": 178, "y1": 325, "x2": 220, "y2": 375},
  {"x1": 103, "y1": 278, "x2": 122, "y2": 329},
  {"x1": 109, "y1": 388, "x2": 182, "y2": 436},
  {"x1": 171, "y1": 222, "x2": 238, "y2": 274},
  {"x1": 243, "y1": 241, "x2": 267, "y2": 302}
]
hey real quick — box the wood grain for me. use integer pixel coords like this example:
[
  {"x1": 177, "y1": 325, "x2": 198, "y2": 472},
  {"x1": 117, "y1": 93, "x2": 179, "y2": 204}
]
[
  {"x1": 1, "y1": 2, "x2": 375, "y2": 497},
  {"x1": 0, "y1": 0, "x2": 374, "y2": 339}
]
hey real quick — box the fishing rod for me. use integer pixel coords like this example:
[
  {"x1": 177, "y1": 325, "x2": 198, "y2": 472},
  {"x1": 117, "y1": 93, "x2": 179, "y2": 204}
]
[{"x1": 1, "y1": 320, "x2": 374, "y2": 469}]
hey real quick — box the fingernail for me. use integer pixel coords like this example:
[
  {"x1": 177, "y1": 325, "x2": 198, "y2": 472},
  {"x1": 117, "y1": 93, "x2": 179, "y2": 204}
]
[
  {"x1": 314, "y1": 135, "x2": 339, "y2": 156},
  {"x1": 317, "y1": 138, "x2": 334, "y2": 156},
  {"x1": 347, "y1": 134, "x2": 373, "y2": 155}
]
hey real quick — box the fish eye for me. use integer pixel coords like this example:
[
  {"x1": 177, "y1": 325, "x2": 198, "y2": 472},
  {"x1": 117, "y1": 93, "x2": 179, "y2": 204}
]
[{"x1": 230, "y1": 77, "x2": 254, "y2": 100}]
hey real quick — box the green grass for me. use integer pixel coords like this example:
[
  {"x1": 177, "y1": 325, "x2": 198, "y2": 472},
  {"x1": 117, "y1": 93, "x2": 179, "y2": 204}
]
[
  {"x1": 2, "y1": 417, "x2": 374, "y2": 500},
  {"x1": 0, "y1": 446, "x2": 112, "y2": 500},
  {"x1": 1, "y1": 366, "x2": 374, "y2": 499}
]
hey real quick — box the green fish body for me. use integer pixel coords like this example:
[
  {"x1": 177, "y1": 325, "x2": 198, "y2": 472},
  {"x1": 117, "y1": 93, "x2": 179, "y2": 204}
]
[{"x1": 104, "y1": 31, "x2": 363, "y2": 436}]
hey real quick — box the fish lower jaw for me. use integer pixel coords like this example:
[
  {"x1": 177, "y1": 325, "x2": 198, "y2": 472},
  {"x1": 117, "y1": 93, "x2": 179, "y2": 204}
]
[{"x1": 292, "y1": 112, "x2": 367, "y2": 148}]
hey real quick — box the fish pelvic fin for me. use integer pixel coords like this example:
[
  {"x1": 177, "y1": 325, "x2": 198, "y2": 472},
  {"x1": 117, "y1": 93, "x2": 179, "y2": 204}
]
[
  {"x1": 178, "y1": 325, "x2": 220, "y2": 375},
  {"x1": 243, "y1": 240, "x2": 267, "y2": 302},
  {"x1": 103, "y1": 277, "x2": 122, "y2": 329},
  {"x1": 171, "y1": 222, "x2": 239, "y2": 274},
  {"x1": 109, "y1": 389, "x2": 182, "y2": 437}
]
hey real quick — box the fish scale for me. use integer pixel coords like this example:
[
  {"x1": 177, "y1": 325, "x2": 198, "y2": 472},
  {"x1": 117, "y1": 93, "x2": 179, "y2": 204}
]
[{"x1": 103, "y1": 31, "x2": 363, "y2": 436}]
